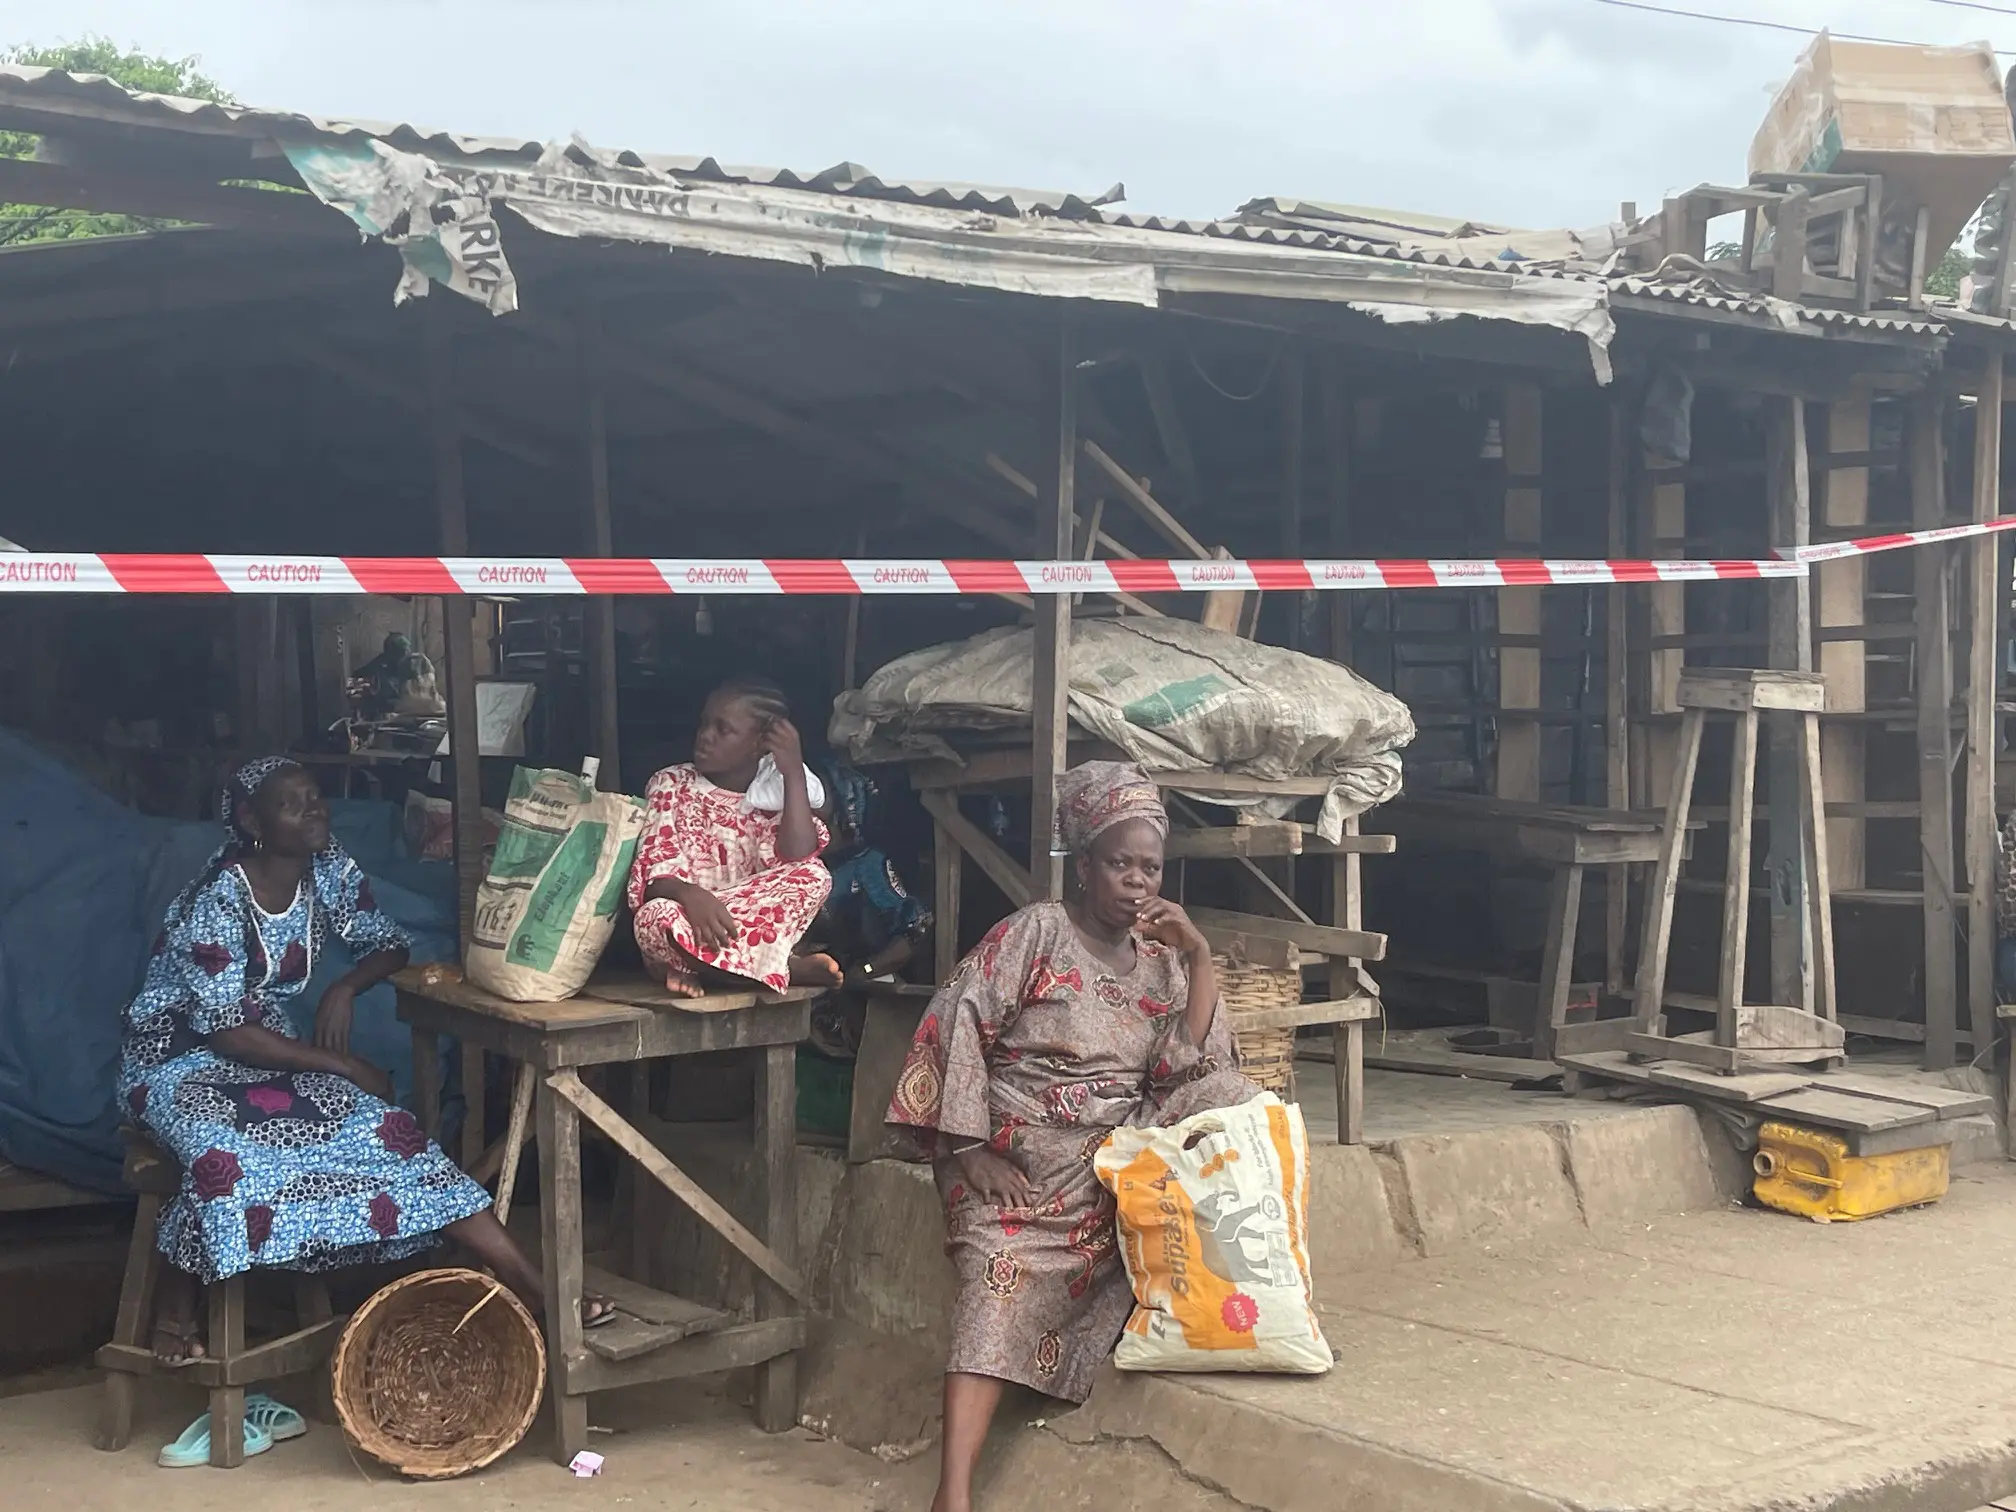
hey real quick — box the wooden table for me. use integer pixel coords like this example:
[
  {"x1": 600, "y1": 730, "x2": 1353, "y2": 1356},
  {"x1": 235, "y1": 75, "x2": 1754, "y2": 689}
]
[
  {"x1": 394, "y1": 967, "x2": 814, "y2": 1464},
  {"x1": 1373, "y1": 793, "x2": 1689, "y2": 1063}
]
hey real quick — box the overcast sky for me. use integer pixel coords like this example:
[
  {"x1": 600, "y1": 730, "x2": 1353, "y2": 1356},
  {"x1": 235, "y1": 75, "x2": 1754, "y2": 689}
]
[{"x1": 1, "y1": 0, "x2": 2010, "y2": 230}]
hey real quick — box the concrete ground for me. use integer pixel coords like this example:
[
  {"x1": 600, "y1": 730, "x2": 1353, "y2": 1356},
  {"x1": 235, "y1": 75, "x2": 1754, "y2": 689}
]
[
  {"x1": 1027, "y1": 1161, "x2": 2016, "y2": 1512},
  {"x1": 0, "y1": 1376, "x2": 934, "y2": 1512},
  {"x1": 1298, "y1": 1062, "x2": 1640, "y2": 1142}
]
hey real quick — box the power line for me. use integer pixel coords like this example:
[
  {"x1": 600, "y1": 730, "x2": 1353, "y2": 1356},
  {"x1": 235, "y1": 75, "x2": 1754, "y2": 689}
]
[
  {"x1": 1590, "y1": 0, "x2": 2013, "y2": 52},
  {"x1": 1928, "y1": 0, "x2": 2016, "y2": 17}
]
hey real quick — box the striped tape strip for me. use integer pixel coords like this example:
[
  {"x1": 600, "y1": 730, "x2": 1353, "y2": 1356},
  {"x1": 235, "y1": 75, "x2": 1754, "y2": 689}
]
[
  {"x1": 6, "y1": 515, "x2": 2010, "y2": 597},
  {"x1": 0, "y1": 553, "x2": 1814, "y2": 595}
]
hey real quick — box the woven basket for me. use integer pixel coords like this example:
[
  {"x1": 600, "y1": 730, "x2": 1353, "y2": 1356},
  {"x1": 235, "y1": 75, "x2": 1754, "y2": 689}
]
[
  {"x1": 1216, "y1": 953, "x2": 1301, "y2": 1097},
  {"x1": 332, "y1": 1267, "x2": 546, "y2": 1479}
]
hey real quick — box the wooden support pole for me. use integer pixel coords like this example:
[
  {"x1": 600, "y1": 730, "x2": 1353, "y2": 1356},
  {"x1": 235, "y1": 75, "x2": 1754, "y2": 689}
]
[
  {"x1": 1031, "y1": 315, "x2": 1078, "y2": 899},
  {"x1": 1322, "y1": 353, "x2": 1353, "y2": 668},
  {"x1": 1644, "y1": 446, "x2": 1688, "y2": 806},
  {"x1": 578, "y1": 301, "x2": 622, "y2": 789},
  {"x1": 751, "y1": 1042, "x2": 799, "y2": 1432},
  {"x1": 1911, "y1": 394, "x2": 1960, "y2": 1069},
  {"x1": 1604, "y1": 400, "x2": 1633, "y2": 996},
  {"x1": 535, "y1": 1066, "x2": 589, "y2": 1461},
  {"x1": 933, "y1": 819, "x2": 963, "y2": 983},
  {"x1": 1819, "y1": 395, "x2": 1871, "y2": 892},
  {"x1": 424, "y1": 307, "x2": 485, "y2": 953},
  {"x1": 1497, "y1": 385, "x2": 1544, "y2": 801},
  {"x1": 1967, "y1": 358, "x2": 2004, "y2": 1061},
  {"x1": 1281, "y1": 343, "x2": 1306, "y2": 650},
  {"x1": 1765, "y1": 396, "x2": 1815, "y2": 1015}
]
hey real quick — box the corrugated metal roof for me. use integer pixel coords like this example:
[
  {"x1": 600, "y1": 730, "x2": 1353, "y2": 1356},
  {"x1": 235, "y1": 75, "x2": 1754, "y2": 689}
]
[{"x1": 1608, "y1": 275, "x2": 1953, "y2": 335}]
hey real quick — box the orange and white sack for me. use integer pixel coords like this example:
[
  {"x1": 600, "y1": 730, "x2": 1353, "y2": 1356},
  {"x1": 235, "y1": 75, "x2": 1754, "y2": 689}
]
[{"x1": 1093, "y1": 1093, "x2": 1331, "y2": 1374}]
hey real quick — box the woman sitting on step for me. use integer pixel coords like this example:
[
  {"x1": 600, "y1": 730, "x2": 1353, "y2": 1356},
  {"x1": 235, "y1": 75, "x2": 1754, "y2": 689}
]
[{"x1": 885, "y1": 760, "x2": 1259, "y2": 1512}]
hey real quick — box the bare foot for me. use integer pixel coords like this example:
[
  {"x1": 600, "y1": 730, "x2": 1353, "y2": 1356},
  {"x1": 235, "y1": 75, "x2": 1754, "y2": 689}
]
[
  {"x1": 151, "y1": 1318, "x2": 205, "y2": 1367},
  {"x1": 789, "y1": 952, "x2": 844, "y2": 989}
]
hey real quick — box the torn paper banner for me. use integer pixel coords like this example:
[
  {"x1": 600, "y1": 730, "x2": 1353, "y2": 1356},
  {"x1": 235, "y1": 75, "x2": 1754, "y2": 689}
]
[{"x1": 283, "y1": 140, "x2": 517, "y2": 315}]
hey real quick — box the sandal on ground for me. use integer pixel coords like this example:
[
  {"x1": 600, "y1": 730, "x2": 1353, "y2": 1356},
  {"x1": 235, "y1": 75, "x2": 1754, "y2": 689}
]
[
  {"x1": 157, "y1": 1412, "x2": 274, "y2": 1468},
  {"x1": 243, "y1": 1394, "x2": 308, "y2": 1443},
  {"x1": 150, "y1": 1320, "x2": 205, "y2": 1370}
]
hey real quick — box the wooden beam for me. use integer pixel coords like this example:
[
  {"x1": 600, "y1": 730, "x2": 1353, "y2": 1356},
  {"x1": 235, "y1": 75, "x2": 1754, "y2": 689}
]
[
  {"x1": 1764, "y1": 396, "x2": 1815, "y2": 1015},
  {"x1": 424, "y1": 307, "x2": 485, "y2": 954},
  {"x1": 577, "y1": 302, "x2": 622, "y2": 789},
  {"x1": 1080, "y1": 438, "x2": 1210, "y2": 560},
  {"x1": 1966, "y1": 358, "x2": 2004, "y2": 1064},
  {"x1": 0, "y1": 156, "x2": 345, "y2": 238},
  {"x1": 1185, "y1": 905, "x2": 1387, "y2": 962},
  {"x1": 1033, "y1": 316, "x2": 1077, "y2": 898},
  {"x1": 1497, "y1": 385, "x2": 1544, "y2": 801},
  {"x1": 287, "y1": 336, "x2": 564, "y2": 471},
  {"x1": 547, "y1": 1069, "x2": 806, "y2": 1300},
  {"x1": 1819, "y1": 396, "x2": 1870, "y2": 893},
  {"x1": 1281, "y1": 343, "x2": 1306, "y2": 649},
  {"x1": 1137, "y1": 352, "x2": 1202, "y2": 510},
  {"x1": 1604, "y1": 400, "x2": 1632, "y2": 994},
  {"x1": 1322, "y1": 354, "x2": 1355, "y2": 668},
  {"x1": 920, "y1": 791, "x2": 1036, "y2": 910}
]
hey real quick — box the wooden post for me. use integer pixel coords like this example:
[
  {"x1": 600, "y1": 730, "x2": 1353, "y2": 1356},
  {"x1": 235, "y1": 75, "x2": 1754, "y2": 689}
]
[
  {"x1": 1967, "y1": 357, "x2": 2005, "y2": 1060},
  {"x1": 579, "y1": 301, "x2": 622, "y2": 789},
  {"x1": 1330, "y1": 832, "x2": 1365, "y2": 1145},
  {"x1": 1497, "y1": 385, "x2": 1544, "y2": 801},
  {"x1": 1764, "y1": 397, "x2": 1815, "y2": 1015},
  {"x1": 1819, "y1": 396, "x2": 1871, "y2": 894},
  {"x1": 751, "y1": 1042, "x2": 799, "y2": 1432},
  {"x1": 1031, "y1": 314, "x2": 1078, "y2": 899},
  {"x1": 1322, "y1": 353, "x2": 1353, "y2": 669},
  {"x1": 1281, "y1": 344, "x2": 1306, "y2": 650},
  {"x1": 934, "y1": 819, "x2": 963, "y2": 983},
  {"x1": 536, "y1": 1072, "x2": 590, "y2": 1462},
  {"x1": 1644, "y1": 452, "x2": 1688, "y2": 806},
  {"x1": 1604, "y1": 400, "x2": 1632, "y2": 995},
  {"x1": 1912, "y1": 394, "x2": 1960, "y2": 1069},
  {"x1": 233, "y1": 599, "x2": 284, "y2": 753},
  {"x1": 424, "y1": 308, "x2": 485, "y2": 952}
]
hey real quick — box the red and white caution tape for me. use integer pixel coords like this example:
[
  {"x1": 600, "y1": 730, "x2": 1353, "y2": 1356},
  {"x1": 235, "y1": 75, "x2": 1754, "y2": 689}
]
[
  {"x1": 1783, "y1": 514, "x2": 2016, "y2": 564},
  {"x1": 0, "y1": 553, "x2": 1815, "y2": 596}
]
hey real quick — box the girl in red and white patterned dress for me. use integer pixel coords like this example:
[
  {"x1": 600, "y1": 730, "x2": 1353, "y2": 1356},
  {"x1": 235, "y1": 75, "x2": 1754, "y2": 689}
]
[{"x1": 627, "y1": 679, "x2": 839, "y2": 996}]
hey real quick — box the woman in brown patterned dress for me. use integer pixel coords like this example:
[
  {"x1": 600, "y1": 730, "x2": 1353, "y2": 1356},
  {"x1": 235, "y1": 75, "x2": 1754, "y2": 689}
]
[{"x1": 886, "y1": 761, "x2": 1258, "y2": 1512}]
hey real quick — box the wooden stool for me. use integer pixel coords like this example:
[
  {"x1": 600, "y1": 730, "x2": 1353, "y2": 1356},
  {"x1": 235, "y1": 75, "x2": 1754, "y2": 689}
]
[
  {"x1": 1628, "y1": 669, "x2": 1843, "y2": 1073},
  {"x1": 96, "y1": 1133, "x2": 345, "y2": 1467}
]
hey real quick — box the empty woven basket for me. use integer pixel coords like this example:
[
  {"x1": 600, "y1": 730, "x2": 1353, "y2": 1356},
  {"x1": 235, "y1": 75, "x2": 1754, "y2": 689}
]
[
  {"x1": 332, "y1": 1267, "x2": 545, "y2": 1479},
  {"x1": 1216, "y1": 952, "x2": 1301, "y2": 1097}
]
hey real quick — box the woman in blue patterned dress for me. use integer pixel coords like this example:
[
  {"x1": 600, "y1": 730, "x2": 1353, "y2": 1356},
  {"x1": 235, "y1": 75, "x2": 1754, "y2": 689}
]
[{"x1": 123, "y1": 758, "x2": 605, "y2": 1365}]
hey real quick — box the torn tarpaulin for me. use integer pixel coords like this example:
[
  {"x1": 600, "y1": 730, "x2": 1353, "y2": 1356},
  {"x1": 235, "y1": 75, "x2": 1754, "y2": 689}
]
[{"x1": 283, "y1": 139, "x2": 517, "y2": 314}]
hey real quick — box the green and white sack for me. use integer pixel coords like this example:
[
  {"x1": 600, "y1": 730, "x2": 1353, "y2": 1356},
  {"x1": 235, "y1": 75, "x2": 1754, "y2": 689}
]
[{"x1": 466, "y1": 763, "x2": 645, "y2": 1002}]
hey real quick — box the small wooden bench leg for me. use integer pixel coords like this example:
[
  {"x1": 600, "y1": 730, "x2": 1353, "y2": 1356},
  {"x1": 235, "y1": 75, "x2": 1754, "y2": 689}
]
[
  {"x1": 752, "y1": 1042, "x2": 799, "y2": 1432},
  {"x1": 1532, "y1": 862, "x2": 1585, "y2": 1063},
  {"x1": 97, "y1": 1192, "x2": 163, "y2": 1451},
  {"x1": 460, "y1": 1042, "x2": 488, "y2": 1169},
  {"x1": 208, "y1": 1277, "x2": 247, "y2": 1468},
  {"x1": 294, "y1": 1275, "x2": 336, "y2": 1422},
  {"x1": 411, "y1": 1029, "x2": 442, "y2": 1139}
]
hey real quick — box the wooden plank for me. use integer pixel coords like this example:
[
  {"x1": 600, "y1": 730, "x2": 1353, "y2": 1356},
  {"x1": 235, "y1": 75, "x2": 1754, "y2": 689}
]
[
  {"x1": 547, "y1": 1070, "x2": 806, "y2": 1300},
  {"x1": 1498, "y1": 383, "x2": 1544, "y2": 802},
  {"x1": 1033, "y1": 316, "x2": 1077, "y2": 900},
  {"x1": 1642, "y1": 1062, "x2": 1812, "y2": 1103},
  {"x1": 579, "y1": 975, "x2": 794, "y2": 1015},
  {"x1": 1149, "y1": 770, "x2": 1335, "y2": 798},
  {"x1": 1604, "y1": 401, "x2": 1632, "y2": 995},
  {"x1": 1755, "y1": 1087, "x2": 1936, "y2": 1134},
  {"x1": 424, "y1": 308, "x2": 486, "y2": 956},
  {"x1": 752, "y1": 1041, "x2": 799, "y2": 1431},
  {"x1": 578, "y1": 301, "x2": 622, "y2": 789},
  {"x1": 933, "y1": 818, "x2": 963, "y2": 983},
  {"x1": 921, "y1": 791, "x2": 1036, "y2": 910},
  {"x1": 1080, "y1": 437, "x2": 1210, "y2": 560},
  {"x1": 1300, "y1": 829, "x2": 1398, "y2": 856},
  {"x1": 565, "y1": 1318, "x2": 802, "y2": 1398},
  {"x1": 1186, "y1": 906, "x2": 1386, "y2": 962},
  {"x1": 1629, "y1": 1031, "x2": 1842, "y2": 1073},
  {"x1": 493, "y1": 1060, "x2": 535, "y2": 1227},
  {"x1": 1734, "y1": 1004, "x2": 1844, "y2": 1051},
  {"x1": 1162, "y1": 822, "x2": 1304, "y2": 859},
  {"x1": 1913, "y1": 392, "x2": 1960, "y2": 1070},
  {"x1": 1819, "y1": 395, "x2": 1869, "y2": 893},
  {"x1": 1558, "y1": 1049, "x2": 1660, "y2": 1089},
  {"x1": 1633, "y1": 707, "x2": 1704, "y2": 1035},
  {"x1": 537, "y1": 1062, "x2": 590, "y2": 1461},
  {"x1": 1966, "y1": 357, "x2": 2004, "y2": 1074},
  {"x1": 1232, "y1": 996, "x2": 1381, "y2": 1033},
  {"x1": 1763, "y1": 395, "x2": 1816, "y2": 1018},
  {"x1": 1201, "y1": 927, "x2": 1301, "y2": 974},
  {"x1": 1816, "y1": 1072, "x2": 1992, "y2": 1119}
]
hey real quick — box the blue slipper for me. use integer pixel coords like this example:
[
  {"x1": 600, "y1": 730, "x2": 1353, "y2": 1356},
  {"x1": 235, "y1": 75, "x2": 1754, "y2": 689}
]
[
  {"x1": 245, "y1": 1394, "x2": 307, "y2": 1443},
  {"x1": 156, "y1": 1411, "x2": 275, "y2": 1468}
]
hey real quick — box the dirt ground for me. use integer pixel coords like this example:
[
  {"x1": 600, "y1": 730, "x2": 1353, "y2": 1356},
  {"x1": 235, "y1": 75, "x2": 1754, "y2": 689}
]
[{"x1": 0, "y1": 1375, "x2": 938, "y2": 1512}]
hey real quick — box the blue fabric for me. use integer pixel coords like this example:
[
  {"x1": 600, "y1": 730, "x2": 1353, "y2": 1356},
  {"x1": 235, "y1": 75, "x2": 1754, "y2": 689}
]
[
  {"x1": 120, "y1": 846, "x2": 487, "y2": 1282},
  {"x1": 0, "y1": 729, "x2": 458, "y2": 1195}
]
